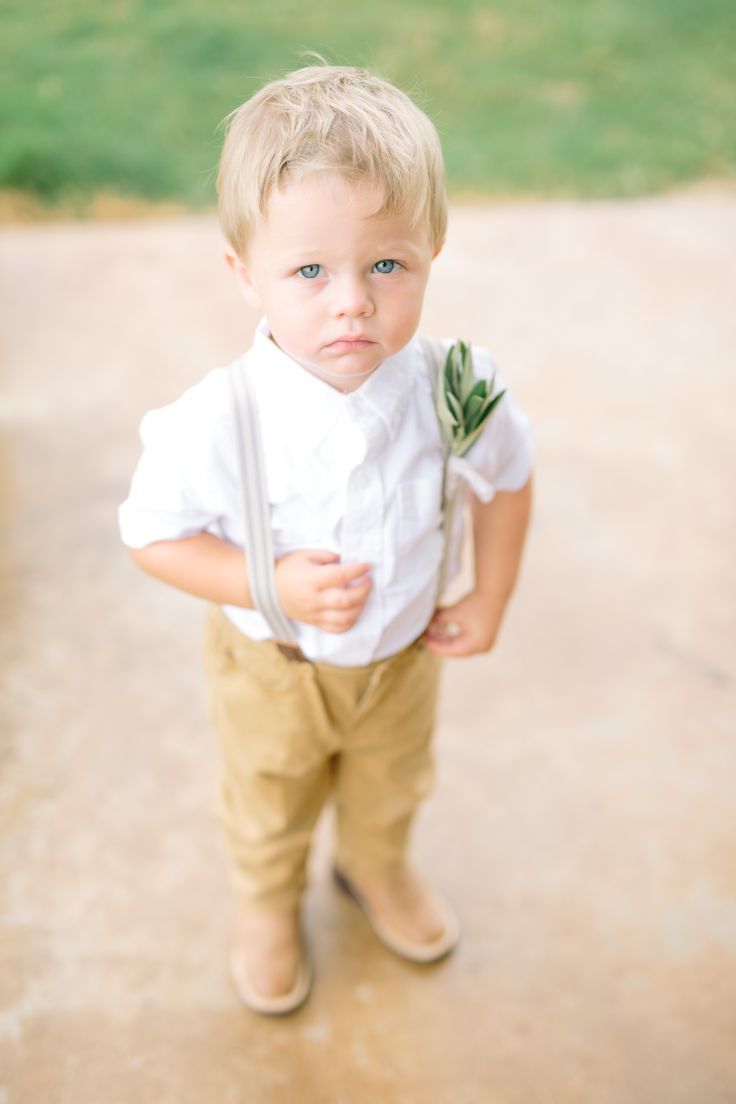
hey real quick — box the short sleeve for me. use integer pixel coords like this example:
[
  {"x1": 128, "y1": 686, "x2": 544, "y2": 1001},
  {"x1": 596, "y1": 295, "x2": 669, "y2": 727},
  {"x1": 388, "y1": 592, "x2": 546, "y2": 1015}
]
[
  {"x1": 461, "y1": 344, "x2": 534, "y2": 500},
  {"x1": 118, "y1": 368, "x2": 236, "y2": 549}
]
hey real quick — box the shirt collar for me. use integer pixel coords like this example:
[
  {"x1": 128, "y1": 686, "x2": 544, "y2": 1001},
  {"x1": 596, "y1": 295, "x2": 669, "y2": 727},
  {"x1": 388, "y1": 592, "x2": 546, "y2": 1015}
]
[
  {"x1": 245, "y1": 319, "x2": 343, "y2": 453},
  {"x1": 245, "y1": 317, "x2": 420, "y2": 454},
  {"x1": 344, "y1": 339, "x2": 419, "y2": 450}
]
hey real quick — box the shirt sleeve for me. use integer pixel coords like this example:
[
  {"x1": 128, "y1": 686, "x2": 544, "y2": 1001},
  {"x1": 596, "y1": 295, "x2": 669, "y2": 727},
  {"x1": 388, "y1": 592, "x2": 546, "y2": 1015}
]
[
  {"x1": 118, "y1": 369, "x2": 236, "y2": 549},
  {"x1": 460, "y1": 344, "x2": 534, "y2": 500}
]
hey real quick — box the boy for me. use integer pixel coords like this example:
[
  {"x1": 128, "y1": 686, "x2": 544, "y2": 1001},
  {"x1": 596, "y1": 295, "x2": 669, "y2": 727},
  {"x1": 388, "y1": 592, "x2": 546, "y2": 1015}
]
[{"x1": 119, "y1": 64, "x2": 533, "y2": 1015}]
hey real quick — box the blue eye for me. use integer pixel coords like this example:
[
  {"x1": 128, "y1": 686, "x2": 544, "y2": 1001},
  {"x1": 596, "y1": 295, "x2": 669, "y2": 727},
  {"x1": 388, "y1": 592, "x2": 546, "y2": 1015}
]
[
  {"x1": 373, "y1": 259, "x2": 399, "y2": 274},
  {"x1": 298, "y1": 264, "x2": 322, "y2": 279}
]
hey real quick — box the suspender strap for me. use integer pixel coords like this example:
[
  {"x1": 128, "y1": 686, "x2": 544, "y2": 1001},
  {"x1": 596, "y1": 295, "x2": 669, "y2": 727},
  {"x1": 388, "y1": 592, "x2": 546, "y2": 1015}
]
[
  {"x1": 420, "y1": 336, "x2": 451, "y2": 463},
  {"x1": 228, "y1": 361, "x2": 299, "y2": 646}
]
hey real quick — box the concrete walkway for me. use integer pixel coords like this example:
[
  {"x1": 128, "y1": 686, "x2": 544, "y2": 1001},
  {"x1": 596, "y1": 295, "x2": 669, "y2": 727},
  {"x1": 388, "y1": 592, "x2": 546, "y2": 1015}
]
[{"x1": 1, "y1": 196, "x2": 735, "y2": 1103}]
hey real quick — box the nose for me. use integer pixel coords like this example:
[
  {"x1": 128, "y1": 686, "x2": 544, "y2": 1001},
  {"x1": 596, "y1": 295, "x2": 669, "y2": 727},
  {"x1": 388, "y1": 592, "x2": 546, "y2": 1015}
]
[{"x1": 330, "y1": 274, "x2": 374, "y2": 319}]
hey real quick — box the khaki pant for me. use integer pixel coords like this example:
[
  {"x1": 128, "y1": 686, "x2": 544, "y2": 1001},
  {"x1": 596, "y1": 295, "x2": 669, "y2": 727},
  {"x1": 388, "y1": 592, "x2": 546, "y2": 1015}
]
[{"x1": 203, "y1": 606, "x2": 442, "y2": 911}]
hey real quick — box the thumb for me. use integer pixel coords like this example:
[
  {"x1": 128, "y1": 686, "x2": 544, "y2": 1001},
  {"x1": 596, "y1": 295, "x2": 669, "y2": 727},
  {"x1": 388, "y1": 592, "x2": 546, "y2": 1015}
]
[
  {"x1": 303, "y1": 549, "x2": 341, "y2": 566},
  {"x1": 424, "y1": 612, "x2": 464, "y2": 641}
]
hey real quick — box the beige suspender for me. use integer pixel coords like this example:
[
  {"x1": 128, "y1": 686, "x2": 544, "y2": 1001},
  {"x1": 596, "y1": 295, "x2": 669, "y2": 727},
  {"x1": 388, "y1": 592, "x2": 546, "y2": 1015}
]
[{"x1": 227, "y1": 360, "x2": 299, "y2": 645}]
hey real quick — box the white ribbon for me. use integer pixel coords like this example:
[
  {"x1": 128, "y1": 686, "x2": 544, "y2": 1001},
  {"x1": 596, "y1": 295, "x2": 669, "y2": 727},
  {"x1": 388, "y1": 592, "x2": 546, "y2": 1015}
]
[
  {"x1": 445, "y1": 454, "x2": 496, "y2": 503},
  {"x1": 436, "y1": 458, "x2": 496, "y2": 602}
]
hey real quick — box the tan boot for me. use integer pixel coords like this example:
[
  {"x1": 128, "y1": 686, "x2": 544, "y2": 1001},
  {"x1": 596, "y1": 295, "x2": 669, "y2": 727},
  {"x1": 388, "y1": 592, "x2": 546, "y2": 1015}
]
[
  {"x1": 334, "y1": 867, "x2": 459, "y2": 963},
  {"x1": 230, "y1": 905, "x2": 312, "y2": 1015}
]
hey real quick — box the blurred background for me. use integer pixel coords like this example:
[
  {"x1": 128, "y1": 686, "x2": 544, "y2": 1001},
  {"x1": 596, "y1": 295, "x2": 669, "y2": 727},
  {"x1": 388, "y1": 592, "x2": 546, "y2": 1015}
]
[
  {"x1": 2, "y1": 4, "x2": 735, "y2": 1103},
  {"x1": 1, "y1": 0, "x2": 734, "y2": 216}
]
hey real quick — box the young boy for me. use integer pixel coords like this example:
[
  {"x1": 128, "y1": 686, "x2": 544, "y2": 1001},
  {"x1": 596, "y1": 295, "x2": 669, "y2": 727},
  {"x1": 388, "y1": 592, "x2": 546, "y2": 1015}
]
[{"x1": 119, "y1": 64, "x2": 533, "y2": 1015}]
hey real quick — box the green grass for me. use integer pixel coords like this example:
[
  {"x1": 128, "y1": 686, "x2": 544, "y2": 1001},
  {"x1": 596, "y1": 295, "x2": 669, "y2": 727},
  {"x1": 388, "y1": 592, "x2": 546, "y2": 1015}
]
[{"x1": 1, "y1": 0, "x2": 734, "y2": 209}]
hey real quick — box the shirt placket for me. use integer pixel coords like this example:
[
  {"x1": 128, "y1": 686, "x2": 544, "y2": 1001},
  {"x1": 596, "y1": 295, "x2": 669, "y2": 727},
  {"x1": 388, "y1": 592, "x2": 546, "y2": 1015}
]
[{"x1": 340, "y1": 397, "x2": 388, "y2": 657}]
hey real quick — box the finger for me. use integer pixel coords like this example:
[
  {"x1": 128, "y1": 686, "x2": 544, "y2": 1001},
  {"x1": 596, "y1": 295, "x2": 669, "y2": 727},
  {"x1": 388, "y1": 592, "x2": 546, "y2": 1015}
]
[
  {"x1": 319, "y1": 610, "x2": 360, "y2": 633},
  {"x1": 425, "y1": 605, "x2": 459, "y2": 628},
  {"x1": 320, "y1": 583, "x2": 371, "y2": 612},
  {"x1": 316, "y1": 561, "x2": 372, "y2": 590},
  {"x1": 424, "y1": 617, "x2": 464, "y2": 642},
  {"x1": 423, "y1": 634, "x2": 473, "y2": 657},
  {"x1": 321, "y1": 599, "x2": 368, "y2": 629},
  {"x1": 304, "y1": 549, "x2": 341, "y2": 566}
]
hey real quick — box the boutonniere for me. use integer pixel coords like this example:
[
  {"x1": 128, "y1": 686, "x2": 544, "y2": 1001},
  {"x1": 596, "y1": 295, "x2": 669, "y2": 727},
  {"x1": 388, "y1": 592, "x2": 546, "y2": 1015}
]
[
  {"x1": 435, "y1": 340, "x2": 506, "y2": 458},
  {"x1": 434, "y1": 340, "x2": 507, "y2": 604}
]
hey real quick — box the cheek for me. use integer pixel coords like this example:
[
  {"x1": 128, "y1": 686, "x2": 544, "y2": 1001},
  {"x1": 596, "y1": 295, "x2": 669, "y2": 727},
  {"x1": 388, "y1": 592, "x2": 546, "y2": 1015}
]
[
  {"x1": 387, "y1": 285, "x2": 425, "y2": 330},
  {"x1": 262, "y1": 286, "x2": 297, "y2": 324},
  {"x1": 265, "y1": 291, "x2": 319, "y2": 348}
]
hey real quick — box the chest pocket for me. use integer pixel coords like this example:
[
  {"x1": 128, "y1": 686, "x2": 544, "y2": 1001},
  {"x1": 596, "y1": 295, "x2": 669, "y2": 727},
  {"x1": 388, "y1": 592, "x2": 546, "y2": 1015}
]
[{"x1": 396, "y1": 478, "x2": 444, "y2": 557}]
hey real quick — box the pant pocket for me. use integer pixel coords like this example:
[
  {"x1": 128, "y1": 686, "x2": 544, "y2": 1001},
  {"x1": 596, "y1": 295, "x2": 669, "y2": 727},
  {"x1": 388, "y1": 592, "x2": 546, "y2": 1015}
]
[{"x1": 204, "y1": 608, "x2": 328, "y2": 778}]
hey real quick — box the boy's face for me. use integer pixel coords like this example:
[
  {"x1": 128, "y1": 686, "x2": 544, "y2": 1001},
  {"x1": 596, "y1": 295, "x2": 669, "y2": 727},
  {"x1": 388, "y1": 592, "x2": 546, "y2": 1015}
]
[{"x1": 226, "y1": 172, "x2": 440, "y2": 391}]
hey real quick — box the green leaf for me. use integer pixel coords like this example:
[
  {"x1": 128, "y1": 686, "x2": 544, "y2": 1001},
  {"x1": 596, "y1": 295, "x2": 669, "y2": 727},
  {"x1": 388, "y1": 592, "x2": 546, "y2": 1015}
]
[
  {"x1": 444, "y1": 349, "x2": 455, "y2": 394},
  {"x1": 454, "y1": 424, "x2": 485, "y2": 456},
  {"x1": 464, "y1": 393, "x2": 485, "y2": 432},
  {"x1": 436, "y1": 395, "x2": 458, "y2": 429},
  {"x1": 475, "y1": 384, "x2": 504, "y2": 420},
  {"x1": 446, "y1": 390, "x2": 464, "y2": 430},
  {"x1": 466, "y1": 379, "x2": 487, "y2": 403},
  {"x1": 461, "y1": 341, "x2": 474, "y2": 394},
  {"x1": 450, "y1": 347, "x2": 463, "y2": 396},
  {"x1": 458, "y1": 394, "x2": 508, "y2": 455},
  {"x1": 435, "y1": 341, "x2": 508, "y2": 454},
  {"x1": 481, "y1": 389, "x2": 506, "y2": 419}
]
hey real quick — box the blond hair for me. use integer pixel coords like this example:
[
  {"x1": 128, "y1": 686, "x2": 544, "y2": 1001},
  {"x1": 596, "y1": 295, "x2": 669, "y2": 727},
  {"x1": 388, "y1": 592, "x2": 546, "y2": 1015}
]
[{"x1": 217, "y1": 64, "x2": 447, "y2": 259}]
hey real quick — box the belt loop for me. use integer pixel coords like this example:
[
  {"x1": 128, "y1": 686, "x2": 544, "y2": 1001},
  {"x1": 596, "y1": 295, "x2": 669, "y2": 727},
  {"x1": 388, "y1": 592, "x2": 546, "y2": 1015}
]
[{"x1": 276, "y1": 642, "x2": 309, "y2": 664}]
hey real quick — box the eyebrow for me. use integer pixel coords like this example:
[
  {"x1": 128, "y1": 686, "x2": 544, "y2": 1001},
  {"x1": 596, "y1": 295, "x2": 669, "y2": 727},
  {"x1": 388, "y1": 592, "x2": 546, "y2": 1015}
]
[
  {"x1": 379, "y1": 239, "x2": 426, "y2": 258},
  {"x1": 278, "y1": 239, "x2": 426, "y2": 264}
]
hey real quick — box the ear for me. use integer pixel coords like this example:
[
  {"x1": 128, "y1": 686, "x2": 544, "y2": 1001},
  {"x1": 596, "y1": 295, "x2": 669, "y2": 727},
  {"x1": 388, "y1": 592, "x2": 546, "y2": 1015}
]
[
  {"x1": 224, "y1": 250, "x2": 262, "y2": 309},
  {"x1": 432, "y1": 240, "x2": 445, "y2": 260}
]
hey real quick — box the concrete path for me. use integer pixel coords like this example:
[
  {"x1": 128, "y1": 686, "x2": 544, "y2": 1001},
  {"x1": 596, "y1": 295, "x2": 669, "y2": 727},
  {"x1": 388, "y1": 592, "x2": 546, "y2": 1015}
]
[{"x1": 1, "y1": 196, "x2": 735, "y2": 1103}]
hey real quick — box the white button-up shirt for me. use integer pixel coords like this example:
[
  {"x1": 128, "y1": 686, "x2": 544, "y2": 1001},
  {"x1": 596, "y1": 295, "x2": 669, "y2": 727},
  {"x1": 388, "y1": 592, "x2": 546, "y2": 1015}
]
[{"x1": 119, "y1": 321, "x2": 533, "y2": 665}]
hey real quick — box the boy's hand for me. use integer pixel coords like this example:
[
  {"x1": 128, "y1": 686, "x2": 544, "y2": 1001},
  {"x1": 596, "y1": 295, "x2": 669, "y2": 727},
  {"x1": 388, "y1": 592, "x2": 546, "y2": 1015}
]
[
  {"x1": 423, "y1": 591, "x2": 505, "y2": 657},
  {"x1": 426, "y1": 480, "x2": 533, "y2": 658},
  {"x1": 275, "y1": 550, "x2": 372, "y2": 633}
]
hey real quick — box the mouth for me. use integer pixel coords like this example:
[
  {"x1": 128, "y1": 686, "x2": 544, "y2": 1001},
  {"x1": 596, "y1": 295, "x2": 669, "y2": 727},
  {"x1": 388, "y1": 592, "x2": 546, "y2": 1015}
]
[{"x1": 326, "y1": 336, "x2": 376, "y2": 351}]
